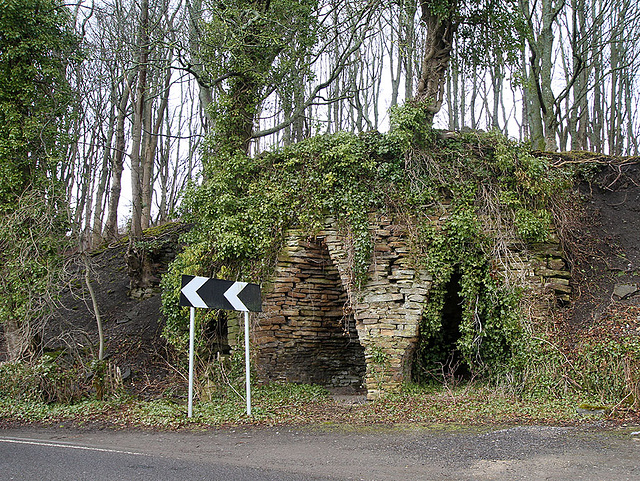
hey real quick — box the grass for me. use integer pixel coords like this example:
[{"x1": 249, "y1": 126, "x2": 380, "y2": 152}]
[{"x1": 1, "y1": 382, "x2": 633, "y2": 430}]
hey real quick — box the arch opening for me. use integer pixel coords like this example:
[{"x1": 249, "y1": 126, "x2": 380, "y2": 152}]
[
  {"x1": 255, "y1": 236, "x2": 366, "y2": 390},
  {"x1": 414, "y1": 270, "x2": 470, "y2": 383}
]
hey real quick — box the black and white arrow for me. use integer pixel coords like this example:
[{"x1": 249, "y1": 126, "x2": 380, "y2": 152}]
[
  {"x1": 179, "y1": 274, "x2": 262, "y2": 418},
  {"x1": 180, "y1": 276, "x2": 208, "y2": 308},
  {"x1": 179, "y1": 275, "x2": 262, "y2": 312}
]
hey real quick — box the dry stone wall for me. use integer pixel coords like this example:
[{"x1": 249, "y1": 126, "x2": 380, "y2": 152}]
[
  {"x1": 498, "y1": 235, "x2": 572, "y2": 313},
  {"x1": 253, "y1": 215, "x2": 571, "y2": 400},
  {"x1": 322, "y1": 215, "x2": 433, "y2": 398},
  {"x1": 254, "y1": 232, "x2": 366, "y2": 388}
]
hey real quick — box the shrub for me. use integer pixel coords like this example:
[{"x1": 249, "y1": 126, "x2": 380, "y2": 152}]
[{"x1": 0, "y1": 355, "x2": 85, "y2": 404}]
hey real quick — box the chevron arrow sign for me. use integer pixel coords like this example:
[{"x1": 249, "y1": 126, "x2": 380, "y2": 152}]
[{"x1": 179, "y1": 275, "x2": 262, "y2": 312}]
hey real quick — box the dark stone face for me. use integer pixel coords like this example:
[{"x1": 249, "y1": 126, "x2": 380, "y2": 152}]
[{"x1": 255, "y1": 234, "x2": 366, "y2": 389}]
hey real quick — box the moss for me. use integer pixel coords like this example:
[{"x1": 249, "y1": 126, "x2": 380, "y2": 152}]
[{"x1": 140, "y1": 221, "x2": 184, "y2": 239}]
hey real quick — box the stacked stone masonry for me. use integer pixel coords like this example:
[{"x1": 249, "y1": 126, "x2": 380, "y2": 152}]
[
  {"x1": 254, "y1": 232, "x2": 366, "y2": 388},
  {"x1": 253, "y1": 215, "x2": 571, "y2": 400}
]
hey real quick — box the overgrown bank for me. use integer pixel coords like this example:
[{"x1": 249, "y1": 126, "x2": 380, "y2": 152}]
[
  {"x1": 163, "y1": 103, "x2": 560, "y2": 374},
  {"x1": 2, "y1": 103, "x2": 640, "y2": 422},
  {"x1": 158, "y1": 102, "x2": 639, "y2": 410}
]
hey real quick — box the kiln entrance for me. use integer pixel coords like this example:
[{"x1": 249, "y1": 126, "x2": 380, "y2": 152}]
[
  {"x1": 414, "y1": 270, "x2": 469, "y2": 382},
  {"x1": 255, "y1": 236, "x2": 366, "y2": 389}
]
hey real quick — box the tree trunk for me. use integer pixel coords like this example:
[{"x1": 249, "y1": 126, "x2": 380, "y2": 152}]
[
  {"x1": 141, "y1": 63, "x2": 171, "y2": 229},
  {"x1": 403, "y1": 1, "x2": 417, "y2": 101},
  {"x1": 570, "y1": 0, "x2": 589, "y2": 150},
  {"x1": 389, "y1": 12, "x2": 401, "y2": 109},
  {"x1": 4, "y1": 318, "x2": 24, "y2": 361},
  {"x1": 490, "y1": 63, "x2": 503, "y2": 131},
  {"x1": 186, "y1": 0, "x2": 214, "y2": 128},
  {"x1": 130, "y1": 0, "x2": 150, "y2": 240},
  {"x1": 104, "y1": 73, "x2": 134, "y2": 242},
  {"x1": 91, "y1": 97, "x2": 116, "y2": 247},
  {"x1": 83, "y1": 253, "x2": 104, "y2": 361},
  {"x1": 415, "y1": 1, "x2": 458, "y2": 125},
  {"x1": 520, "y1": 0, "x2": 564, "y2": 151},
  {"x1": 447, "y1": 60, "x2": 457, "y2": 129},
  {"x1": 591, "y1": 44, "x2": 603, "y2": 152}
]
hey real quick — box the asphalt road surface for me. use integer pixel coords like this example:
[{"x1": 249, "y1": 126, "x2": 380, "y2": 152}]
[{"x1": 1, "y1": 424, "x2": 639, "y2": 480}]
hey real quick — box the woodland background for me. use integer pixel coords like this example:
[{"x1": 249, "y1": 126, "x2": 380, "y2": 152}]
[
  {"x1": 1, "y1": 0, "x2": 639, "y2": 364},
  {"x1": 60, "y1": 0, "x2": 640, "y2": 245}
]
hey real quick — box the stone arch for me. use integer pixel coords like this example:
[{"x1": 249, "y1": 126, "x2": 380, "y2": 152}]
[
  {"x1": 255, "y1": 215, "x2": 433, "y2": 399},
  {"x1": 254, "y1": 232, "x2": 366, "y2": 389},
  {"x1": 412, "y1": 268, "x2": 470, "y2": 382},
  {"x1": 254, "y1": 214, "x2": 571, "y2": 400},
  {"x1": 321, "y1": 216, "x2": 433, "y2": 399}
]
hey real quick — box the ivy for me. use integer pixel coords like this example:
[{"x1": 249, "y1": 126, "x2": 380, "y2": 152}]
[
  {"x1": 0, "y1": 0, "x2": 79, "y2": 361},
  {"x1": 0, "y1": 0, "x2": 79, "y2": 203},
  {"x1": 162, "y1": 103, "x2": 571, "y2": 382},
  {"x1": 408, "y1": 130, "x2": 569, "y2": 381},
  {"x1": 161, "y1": 128, "x2": 396, "y2": 349}
]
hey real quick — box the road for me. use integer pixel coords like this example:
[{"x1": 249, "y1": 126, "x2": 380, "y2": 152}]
[{"x1": 1, "y1": 424, "x2": 639, "y2": 480}]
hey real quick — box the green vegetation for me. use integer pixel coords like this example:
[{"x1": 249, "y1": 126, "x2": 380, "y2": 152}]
[
  {"x1": 1, "y1": 98, "x2": 637, "y2": 425},
  {"x1": 0, "y1": 380, "x2": 605, "y2": 429},
  {"x1": 0, "y1": 0, "x2": 638, "y2": 432},
  {"x1": 0, "y1": 0, "x2": 79, "y2": 361},
  {"x1": 409, "y1": 129, "x2": 569, "y2": 380},
  {"x1": 155, "y1": 100, "x2": 639, "y2": 417},
  {"x1": 0, "y1": 0, "x2": 78, "y2": 200},
  {"x1": 513, "y1": 313, "x2": 640, "y2": 412},
  {"x1": 0, "y1": 354, "x2": 83, "y2": 404},
  {"x1": 161, "y1": 102, "x2": 569, "y2": 384},
  {"x1": 198, "y1": 0, "x2": 319, "y2": 154}
]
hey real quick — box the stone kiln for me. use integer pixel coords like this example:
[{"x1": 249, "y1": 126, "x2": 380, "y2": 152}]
[{"x1": 252, "y1": 215, "x2": 571, "y2": 399}]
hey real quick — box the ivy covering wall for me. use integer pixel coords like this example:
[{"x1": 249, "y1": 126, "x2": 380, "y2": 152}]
[{"x1": 161, "y1": 102, "x2": 571, "y2": 382}]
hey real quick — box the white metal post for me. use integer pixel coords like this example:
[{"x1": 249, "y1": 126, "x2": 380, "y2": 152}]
[
  {"x1": 188, "y1": 306, "x2": 195, "y2": 418},
  {"x1": 244, "y1": 311, "x2": 252, "y2": 416}
]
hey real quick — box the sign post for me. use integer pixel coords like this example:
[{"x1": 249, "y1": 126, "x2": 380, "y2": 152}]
[
  {"x1": 179, "y1": 275, "x2": 261, "y2": 417},
  {"x1": 244, "y1": 311, "x2": 251, "y2": 416},
  {"x1": 188, "y1": 306, "x2": 195, "y2": 418}
]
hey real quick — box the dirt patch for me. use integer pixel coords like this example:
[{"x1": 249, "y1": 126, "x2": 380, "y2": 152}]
[
  {"x1": 45, "y1": 243, "x2": 171, "y2": 395},
  {"x1": 565, "y1": 161, "x2": 640, "y2": 333},
  {"x1": 38, "y1": 223, "x2": 189, "y2": 397}
]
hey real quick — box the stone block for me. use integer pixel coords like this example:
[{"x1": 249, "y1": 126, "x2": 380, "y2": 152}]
[
  {"x1": 407, "y1": 294, "x2": 426, "y2": 303},
  {"x1": 613, "y1": 283, "x2": 639, "y2": 299},
  {"x1": 399, "y1": 287, "x2": 428, "y2": 295},
  {"x1": 546, "y1": 282, "x2": 571, "y2": 294},
  {"x1": 548, "y1": 258, "x2": 566, "y2": 270},
  {"x1": 395, "y1": 327, "x2": 418, "y2": 338},
  {"x1": 536, "y1": 267, "x2": 571, "y2": 279},
  {"x1": 364, "y1": 293, "x2": 404, "y2": 303},
  {"x1": 388, "y1": 273, "x2": 414, "y2": 281}
]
